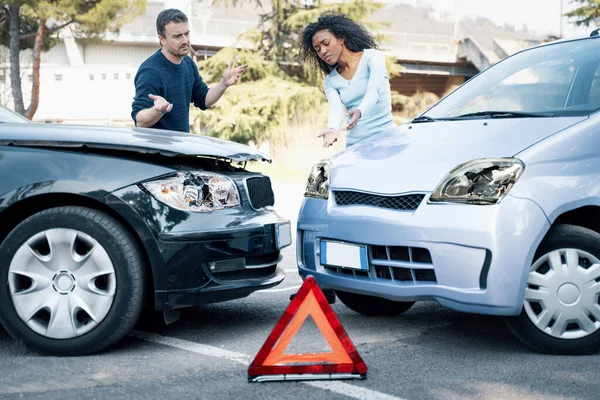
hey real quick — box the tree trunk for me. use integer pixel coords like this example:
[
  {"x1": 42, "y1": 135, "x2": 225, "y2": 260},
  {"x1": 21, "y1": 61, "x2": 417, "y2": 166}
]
[
  {"x1": 8, "y1": 5, "x2": 25, "y2": 116},
  {"x1": 25, "y1": 19, "x2": 46, "y2": 120}
]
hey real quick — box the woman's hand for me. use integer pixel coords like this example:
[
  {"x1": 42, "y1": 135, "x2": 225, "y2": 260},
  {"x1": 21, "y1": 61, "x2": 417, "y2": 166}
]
[
  {"x1": 346, "y1": 109, "x2": 362, "y2": 130},
  {"x1": 317, "y1": 128, "x2": 338, "y2": 148}
]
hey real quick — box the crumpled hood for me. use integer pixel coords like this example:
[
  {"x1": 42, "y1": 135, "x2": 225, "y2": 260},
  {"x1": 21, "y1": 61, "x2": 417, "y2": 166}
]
[
  {"x1": 0, "y1": 123, "x2": 270, "y2": 163},
  {"x1": 330, "y1": 116, "x2": 587, "y2": 193}
]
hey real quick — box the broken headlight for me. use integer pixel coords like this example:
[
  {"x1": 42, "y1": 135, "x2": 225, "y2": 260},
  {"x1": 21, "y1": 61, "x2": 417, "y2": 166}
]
[
  {"x1": 430, "y1": 158, "x2": 525, "y2": 205},
  {"x1": 142, "y1": 172, "x2": 240, "y2": 212},
  {"x1": 305, "y1": 161, "x2": 330, "y2": 200}
]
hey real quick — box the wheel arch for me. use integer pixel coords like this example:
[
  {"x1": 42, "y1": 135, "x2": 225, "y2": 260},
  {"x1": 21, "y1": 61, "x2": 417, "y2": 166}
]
[{"x1": 0, "y1": 193, "x2": 158, "y2": 312}]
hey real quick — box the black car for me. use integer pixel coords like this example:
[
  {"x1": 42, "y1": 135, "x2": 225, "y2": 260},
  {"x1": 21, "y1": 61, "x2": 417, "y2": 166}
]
[{"x1": 0, "y1": 106, "x2": 291, "y2": 355}]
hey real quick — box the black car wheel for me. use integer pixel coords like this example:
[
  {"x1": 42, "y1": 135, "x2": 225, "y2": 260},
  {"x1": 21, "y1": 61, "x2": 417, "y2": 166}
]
[
  {"x1": 504, "y1": 224, "x2": 600, "y2": 355},
  {"x1": 335, "y1": 290, "x2": 415, "y2": 316},
  {"x1": 0, "y1": 206, "x2": 145, "y2": 355}
]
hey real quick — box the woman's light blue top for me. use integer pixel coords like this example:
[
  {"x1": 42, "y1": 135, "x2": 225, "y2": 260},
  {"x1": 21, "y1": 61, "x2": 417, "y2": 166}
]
[{"x1": 324, "y1": 48, "x2": 396, "y2": 147}]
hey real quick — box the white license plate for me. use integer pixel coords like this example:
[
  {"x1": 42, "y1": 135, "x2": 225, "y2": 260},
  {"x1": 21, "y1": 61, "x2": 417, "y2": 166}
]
[
  {"x1": 276, "y1": 222, "x2": 292, "y2": 249},
  {"x1": 320, "y1": 241, "x2": 368, "y2": 271}
]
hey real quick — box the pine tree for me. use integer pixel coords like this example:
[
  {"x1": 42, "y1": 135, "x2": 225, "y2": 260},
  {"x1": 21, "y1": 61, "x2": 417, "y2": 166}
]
[{"x1": 565, "y1": 0, "x2": 600, "y2": 27}]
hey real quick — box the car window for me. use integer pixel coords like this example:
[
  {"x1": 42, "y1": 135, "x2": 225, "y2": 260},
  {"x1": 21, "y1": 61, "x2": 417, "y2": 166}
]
[
  {"x1": 0, "y1": 105, "x2": 31, "y2": 123},
  {"x1": 426, "y1": 38, "x2": 600, "y2": 118},
  {"x1": 587, "y1": 67, "x2": 600, "y2": 106}
]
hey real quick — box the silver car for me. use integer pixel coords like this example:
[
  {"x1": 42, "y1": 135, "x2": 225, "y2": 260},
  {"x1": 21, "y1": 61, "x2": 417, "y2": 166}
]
[{"x1": 299, "y1": 31, "x2": 600, "y2": 354}]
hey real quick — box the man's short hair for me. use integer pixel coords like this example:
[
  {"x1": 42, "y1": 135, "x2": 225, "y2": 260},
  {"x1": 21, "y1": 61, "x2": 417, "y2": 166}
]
[{"x1": 156, "y1": 8, "x2": 188, "y2": 37}]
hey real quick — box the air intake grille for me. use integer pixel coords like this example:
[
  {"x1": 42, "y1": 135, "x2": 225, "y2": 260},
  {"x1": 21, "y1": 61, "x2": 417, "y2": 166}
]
[
  {"x1": 246, "y1": 176, "x2": 275, "y2": 209},
  {"x1": 334, "y1": 191, "x2": 425, "y2": 211}
]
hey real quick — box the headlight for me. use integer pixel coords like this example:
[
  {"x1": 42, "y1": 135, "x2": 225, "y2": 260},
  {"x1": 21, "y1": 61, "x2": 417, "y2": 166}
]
[
  {"x1": 142, "y1": 171, "x2": 240, "y2": 212},
  {"x1": 430, "y1": 158, "x2": 525, "y2": 205},
  {"x1": 305, "y1": 161, "x2": 330, "y2": 199}
]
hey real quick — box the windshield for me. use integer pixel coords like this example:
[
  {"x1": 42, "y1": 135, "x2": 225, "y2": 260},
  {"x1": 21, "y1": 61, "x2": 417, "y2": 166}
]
[
  {"x1": 425, "y1": 38, "x2": 600, "y2": 119},
  {"x1": 0, "y1": 105, "x2": 31, "y2": 123}
]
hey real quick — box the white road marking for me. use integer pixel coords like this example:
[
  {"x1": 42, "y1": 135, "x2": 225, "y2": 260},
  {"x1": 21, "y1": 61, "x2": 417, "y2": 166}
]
[
  {"x1": 283, "y1": 268, "x2": 299, "y2": 273},
  {"x1": 131, "y1": 331, "x2": 407, "y2": 400},
  {"x1": 306, "y1": 381, "x2": 408, "y2": 400},
  {"x1": 256, "y1": 285, "x2": 301, "y2": 293},
  {"x1": 130, "y1": 331, "x2": 249, "y2": 365}
]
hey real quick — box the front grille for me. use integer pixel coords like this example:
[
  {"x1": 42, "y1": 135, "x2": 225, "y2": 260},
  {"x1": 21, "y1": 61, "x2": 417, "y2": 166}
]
[
  {"x1": 246, "y1": 176, "x2": 275, "y2": 209},
  {"x1": 333, "y1": 191, "x2": 424, "y2": 211}
]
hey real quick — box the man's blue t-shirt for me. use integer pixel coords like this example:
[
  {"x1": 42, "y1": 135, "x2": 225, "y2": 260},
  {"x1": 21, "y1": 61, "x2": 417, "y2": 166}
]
[{"x1": 131, "y1": 50, "x2": 209, "y2": 133}]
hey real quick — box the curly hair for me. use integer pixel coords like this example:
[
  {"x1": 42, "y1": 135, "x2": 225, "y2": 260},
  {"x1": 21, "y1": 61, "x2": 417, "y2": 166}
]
[{"x1": 300, "y1": 12, "x2": 379, "y2": 75}]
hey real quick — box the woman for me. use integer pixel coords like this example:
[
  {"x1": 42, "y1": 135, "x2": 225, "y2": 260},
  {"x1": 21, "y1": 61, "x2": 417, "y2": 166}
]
[{"x1": 301, "y1": 12, "x2": 396, "y2": 148}]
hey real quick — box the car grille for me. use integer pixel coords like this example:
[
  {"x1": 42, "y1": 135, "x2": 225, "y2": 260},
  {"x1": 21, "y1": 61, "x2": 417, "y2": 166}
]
[
  {"x1": 323, "y1": 244, "x2": 437, "y2": 284},
  {"x1": 246, "y1": 176, "x2": 275, "y2": 209},
  {"x1": 333, "y1": 191, "x2": 425, "y2": 211}
]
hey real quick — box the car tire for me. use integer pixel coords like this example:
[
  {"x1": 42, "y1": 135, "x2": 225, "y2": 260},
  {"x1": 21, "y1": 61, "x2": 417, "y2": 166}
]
[
  {"x1": 335, "y1": 290, "x2": 415, "y2": 316},
  {"x1": 0, "y1": 206, "x2": 145, "y2": 356},
  {"x1": 504, "y1": 224, "x2": 600, "y2": 355}
]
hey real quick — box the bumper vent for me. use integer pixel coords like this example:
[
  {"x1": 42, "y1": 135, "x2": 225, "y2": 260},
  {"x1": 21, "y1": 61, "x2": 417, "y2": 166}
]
[
  {"x1": 246, "y1": 176, "x2": 275, "y2": 209},
  {"x1": 323, "y1": 244, "x2": 437, "y2": 284},
  {"x1": 371, "y1": 245, "x2": 436, "y2": 283},
  {"x1": 333, "y1": 191, "x2": 424, "y2": 211}
]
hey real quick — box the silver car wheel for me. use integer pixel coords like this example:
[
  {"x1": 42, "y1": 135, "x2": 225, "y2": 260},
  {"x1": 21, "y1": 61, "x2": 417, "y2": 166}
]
[
  {"x1": 524, "y1": 248, "x2": 600, "y2": 340},
  {"x1": 8, "y1": 228, "x2": 116, "y2": 339}
]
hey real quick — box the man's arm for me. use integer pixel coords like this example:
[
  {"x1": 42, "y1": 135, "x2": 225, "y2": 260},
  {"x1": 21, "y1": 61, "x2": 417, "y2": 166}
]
[
  {"x1": 202, "y1": 60, "x2": 248, "y2": 107},
  {"x1": 204, "y1": 81, "x2": 228, "y2": 108},
  {"x1": 135, "y1": 94, "x2": 173, "y2": 128},
  {"x1": 132, "y1": 68, "x2": 171, "y2": 128}
]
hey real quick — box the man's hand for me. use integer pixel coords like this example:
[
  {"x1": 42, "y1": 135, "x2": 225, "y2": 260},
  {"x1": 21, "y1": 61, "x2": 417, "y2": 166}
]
[
  {"x1": 346, "y1": 109, "x2": 361, "y2": 130},
  {"x1": 317, "y1": 128, "x2": 338, "y2": 148},
  {"x1": 222, "y1": 60, "x2": 248, "y2": 87},
  {"x1": 149, "y1": 94, "x2": 172, "y2": 115}
]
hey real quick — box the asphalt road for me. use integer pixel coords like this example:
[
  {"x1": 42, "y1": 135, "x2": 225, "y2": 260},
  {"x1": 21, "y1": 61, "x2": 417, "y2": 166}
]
[{"x1": 1, "y1": 182, "x2": 600, "y2": 399}]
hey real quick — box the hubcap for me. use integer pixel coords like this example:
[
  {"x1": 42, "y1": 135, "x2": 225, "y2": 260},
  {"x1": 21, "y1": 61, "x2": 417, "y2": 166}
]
[
  {"x1": 557, "y1": 283, "x2": 580, "y2": 306},
  {"x1": 8, "y1": 228, "x2": 116, "y2": 339},
  {"x1": 524, "y1": 248, "x2": 600, "y2": 340},
  {"x1": 53, "y1": 272, "x2": 76, "y2": 293}
]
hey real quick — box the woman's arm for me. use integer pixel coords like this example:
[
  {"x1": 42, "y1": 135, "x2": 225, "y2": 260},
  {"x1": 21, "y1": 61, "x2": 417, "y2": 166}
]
[
  {"x1": 356, "y1": 50, "x2": 390, "y2": 119},
  {"x1": 324, "y1": 77, "x2": 346, "y2": 131},
  {"x1": 319, "y1": 77, "x2": 347, "y2": 147}
]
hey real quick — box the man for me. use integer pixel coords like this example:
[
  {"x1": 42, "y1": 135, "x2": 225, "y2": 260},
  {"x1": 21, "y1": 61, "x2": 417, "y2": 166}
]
[{"x1": 131, "y1": 8, "x2": 246, "y2": 132}]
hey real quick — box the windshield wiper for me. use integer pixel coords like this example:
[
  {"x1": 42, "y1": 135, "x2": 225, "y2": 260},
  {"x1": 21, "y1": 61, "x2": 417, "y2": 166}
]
[
  {"x1": 411, "y1": 115, "x2": 439, "y2": 123},
  {"x1": 448, "y1": 111, "x2": 556, "y2": 119}
]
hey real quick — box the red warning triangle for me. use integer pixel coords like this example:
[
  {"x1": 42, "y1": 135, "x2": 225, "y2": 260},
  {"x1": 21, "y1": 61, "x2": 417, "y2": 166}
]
[{"x1": 248, "y1": 276, "x2": 367, "y2": 382}]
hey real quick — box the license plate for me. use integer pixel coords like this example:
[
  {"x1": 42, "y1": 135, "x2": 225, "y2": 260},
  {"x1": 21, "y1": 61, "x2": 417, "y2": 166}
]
[
  {"x1": 276, "y1": 222, "x2": 292, "y2": 249},
  {"x1": 320, "y1": 241, "x2": 368, "y2": 271}
]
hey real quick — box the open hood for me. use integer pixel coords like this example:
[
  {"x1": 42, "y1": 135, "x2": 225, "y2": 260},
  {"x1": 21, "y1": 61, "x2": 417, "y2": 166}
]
[{"x1": 0, "y1": 123, "x2": 270, "y2": 163}]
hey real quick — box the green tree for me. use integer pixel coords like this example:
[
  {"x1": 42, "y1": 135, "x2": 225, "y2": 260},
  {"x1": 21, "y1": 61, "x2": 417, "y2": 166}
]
[
  {"x1": 0, "y1": 0, "x2": 146, "y2": 119},
  {"x1": 565, "y1": 0, "x2": 600, "y2": 27},
  {"x1": 193, "y1": 0, "x2": 402, "y2": 146}
]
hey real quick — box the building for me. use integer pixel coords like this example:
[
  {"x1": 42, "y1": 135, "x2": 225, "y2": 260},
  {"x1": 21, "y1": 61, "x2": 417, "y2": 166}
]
[{"x1": 0, "y1": 0, "x2": 543, "y2": 124}]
